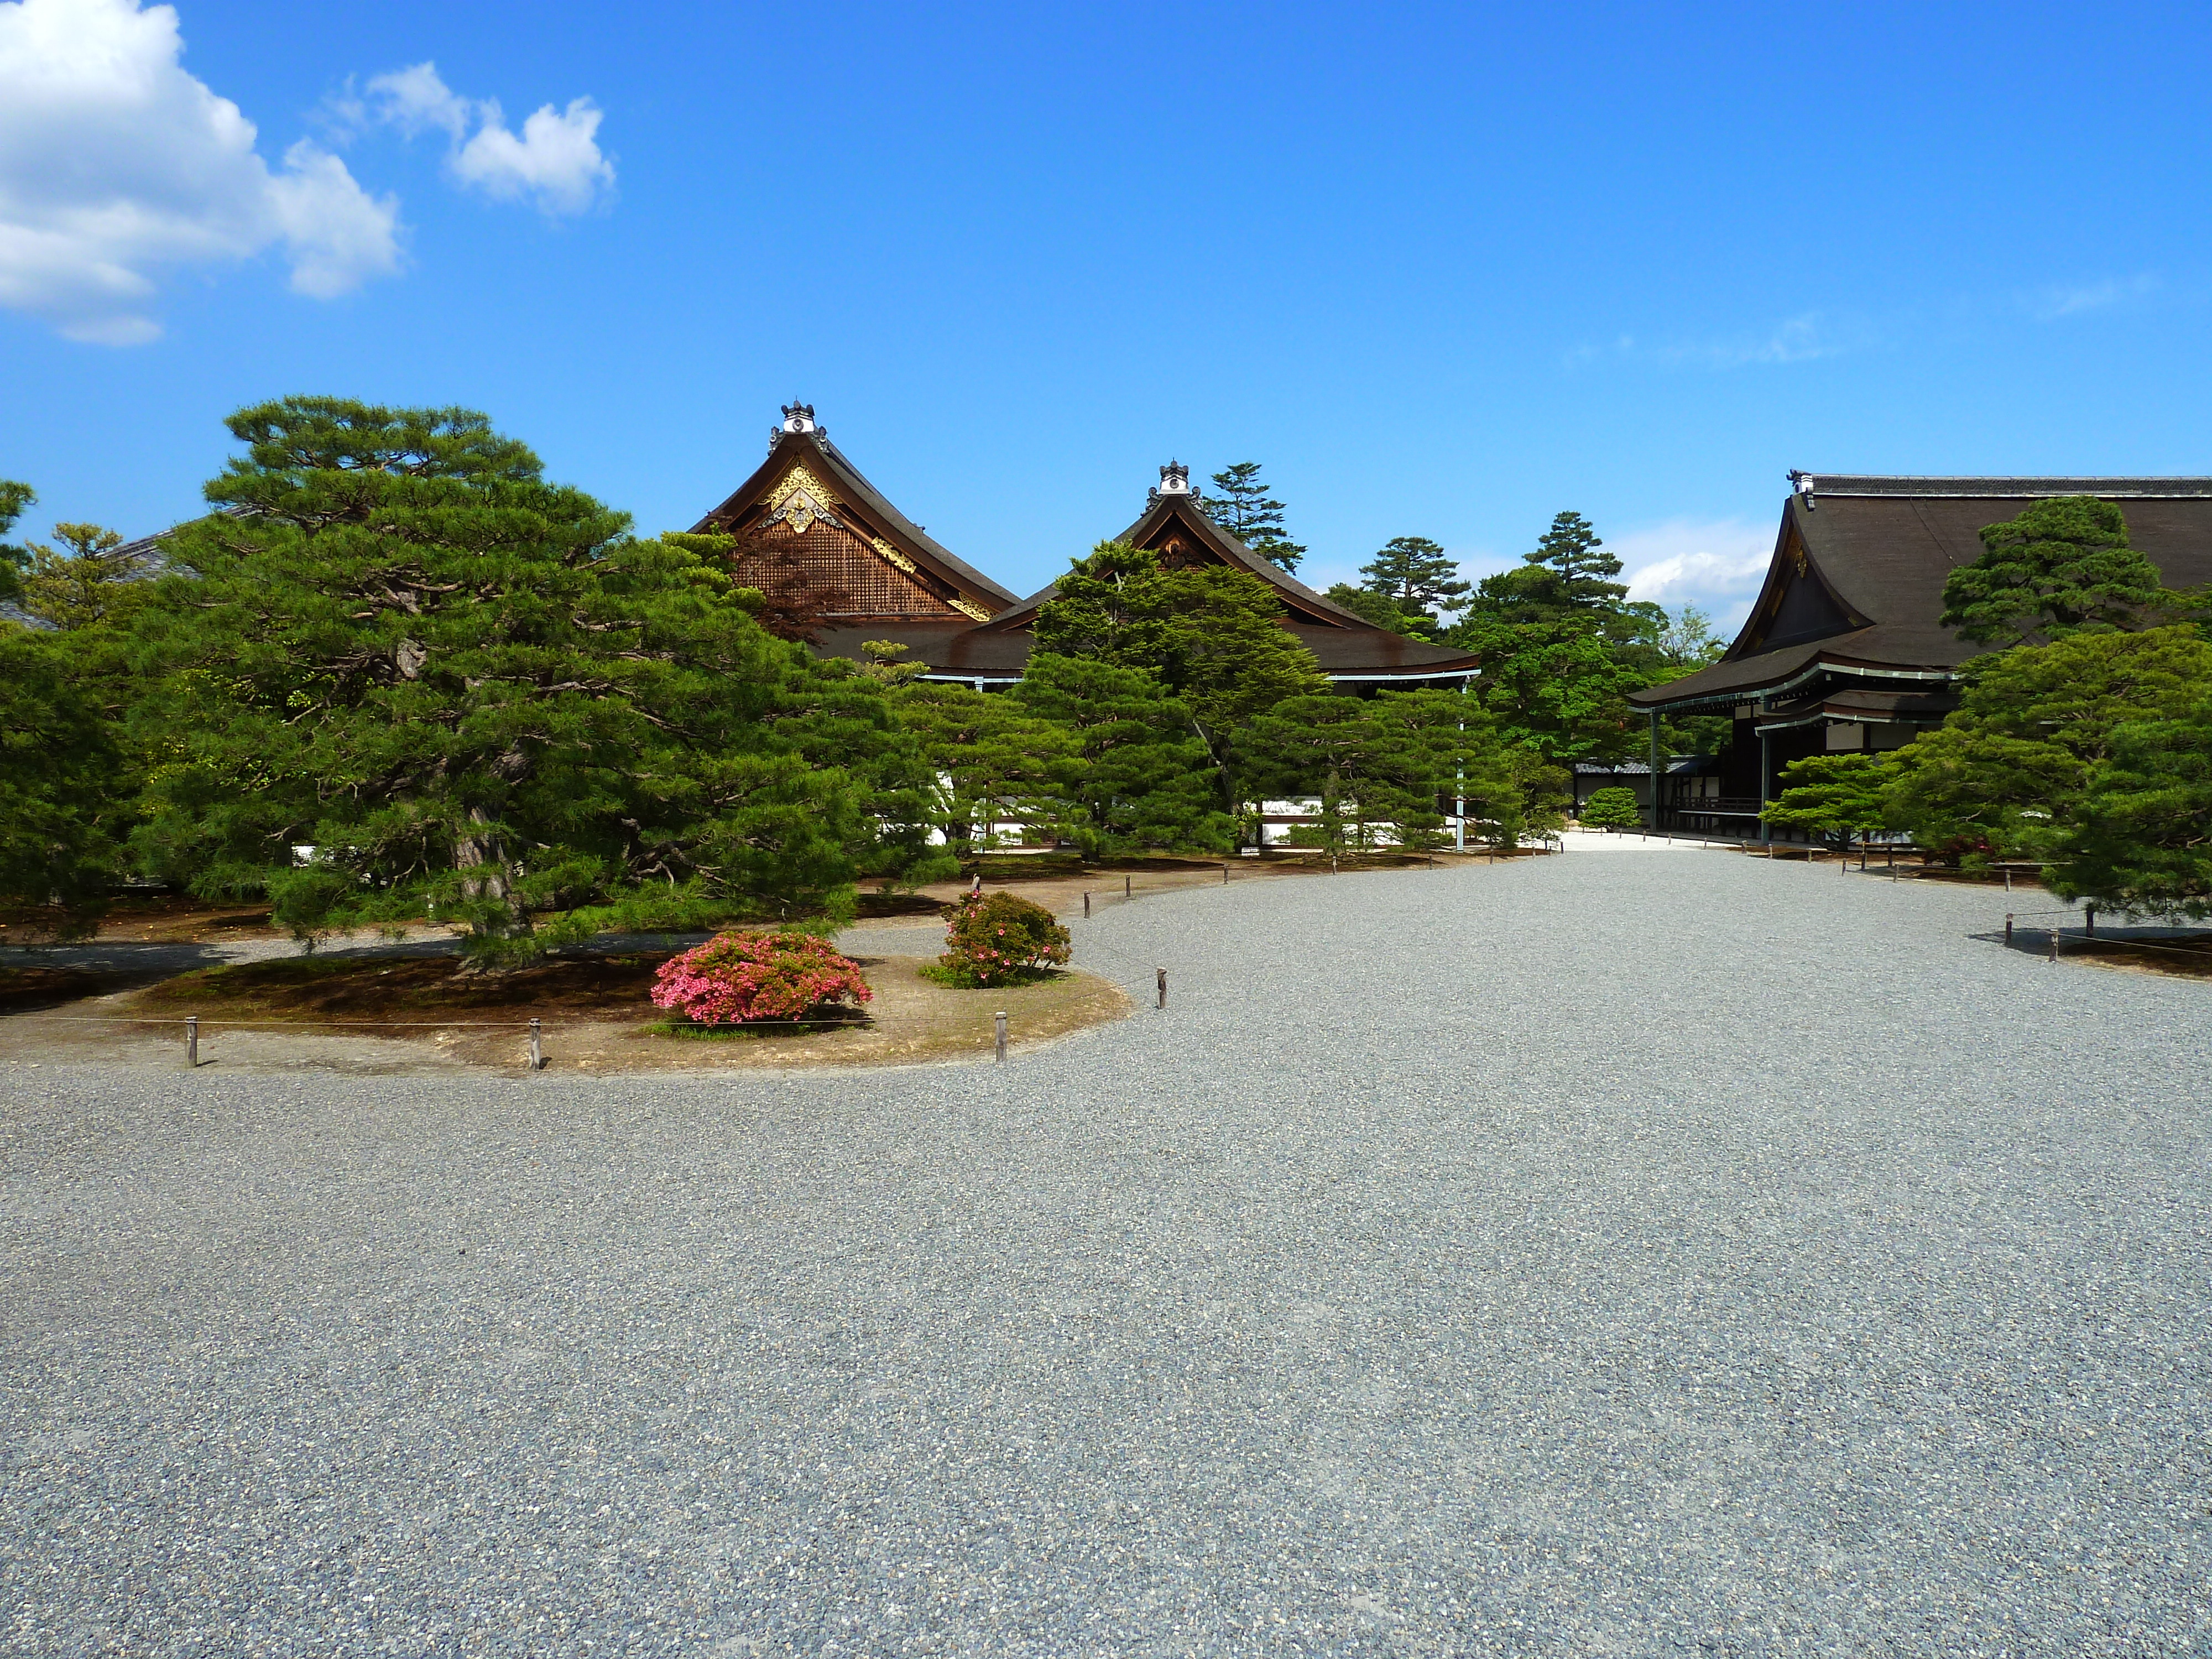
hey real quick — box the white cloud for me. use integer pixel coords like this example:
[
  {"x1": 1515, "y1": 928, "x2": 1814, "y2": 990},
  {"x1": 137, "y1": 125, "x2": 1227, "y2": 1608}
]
[
  {"x1": 366, "y1": 60, "x2": 471, "y2": 141},
  {"x1": 362, "y1": 62, "x2": 613, "y2": 216},
  {"x1": 1618, "y1": 517, "x2": 1775, "y2": 630},
  {"x1": 0, "y1": 0, "x2": 400, "y2": 343}
]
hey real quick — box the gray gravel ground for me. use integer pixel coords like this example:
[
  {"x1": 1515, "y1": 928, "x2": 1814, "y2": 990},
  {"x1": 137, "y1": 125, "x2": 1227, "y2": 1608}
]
[{"x1": 2, "y1": 841, "x2": 2207, "y2": 1656}]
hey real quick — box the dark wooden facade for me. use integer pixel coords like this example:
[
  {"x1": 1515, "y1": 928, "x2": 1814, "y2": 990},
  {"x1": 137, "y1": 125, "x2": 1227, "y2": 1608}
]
[{"x1": 1627, "y1": 474, "x2": 2212, "y2": 837}]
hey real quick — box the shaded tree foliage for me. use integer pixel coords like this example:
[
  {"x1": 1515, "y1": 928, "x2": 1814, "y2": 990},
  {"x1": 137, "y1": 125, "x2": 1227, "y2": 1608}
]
[
  {"x1": 1884, "y1": 626, "x2": 2212, "y2": 860},
  {"x1": 2051, "y1": 700, "x2": 2212, "y2": 918},
  {"x1": 0, "y1": 625, "x2": 122, "y2": 926},
  {"x1": 889, "y1": 680, "x2": 1077, "y2": 857},
  {"x1": 1009, "y1": 653, "x2": 1232, "y2": 854},
  {"x1": 0, "y1": 479, "x2": 32, "y2": 606}
]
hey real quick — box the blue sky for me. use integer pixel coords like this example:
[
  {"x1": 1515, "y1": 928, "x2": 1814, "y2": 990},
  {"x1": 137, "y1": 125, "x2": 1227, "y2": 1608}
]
[{"x1": 4, "y1": 1, "x2": 2209, "y2": 628}]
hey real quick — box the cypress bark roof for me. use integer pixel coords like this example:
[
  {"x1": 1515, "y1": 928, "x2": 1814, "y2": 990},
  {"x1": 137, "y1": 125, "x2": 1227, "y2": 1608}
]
[{"x1": 1629, "y1": 478, "x2": 2212, "y2": 710}]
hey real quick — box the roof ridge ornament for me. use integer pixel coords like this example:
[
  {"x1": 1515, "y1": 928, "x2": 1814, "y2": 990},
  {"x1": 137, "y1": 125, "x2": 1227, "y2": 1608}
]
[
  {"x1": 769, "y1": 401, "x2": 822, "y2": 451},
  {"x1": 1147, "y1": 460, "x2": 1198, "y2": 507},
  {"x1": 1788, "y1": 468, "x2": 1815, "y2": 510}
]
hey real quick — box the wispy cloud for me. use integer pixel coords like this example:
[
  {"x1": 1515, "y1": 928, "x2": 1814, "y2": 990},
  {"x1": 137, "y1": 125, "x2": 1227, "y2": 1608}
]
[
  {"x1": 2026, "y1": 273, "x2": 2157, "y2": 322},
  {"x1": 1567, "y1": 312, "x2": 1860, "y2": 371}
]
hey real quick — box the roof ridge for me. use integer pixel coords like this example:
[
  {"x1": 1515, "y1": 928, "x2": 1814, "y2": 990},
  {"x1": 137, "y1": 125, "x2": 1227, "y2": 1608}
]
[{"x1": 1792, "y1": 473, "x2": 2212, "y2": 498}]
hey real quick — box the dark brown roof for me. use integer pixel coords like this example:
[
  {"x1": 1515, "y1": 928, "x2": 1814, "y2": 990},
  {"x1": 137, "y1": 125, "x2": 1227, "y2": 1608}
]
[
  {"x1": 1796, "y1": 474, "x2": 2212, "y2": 499},
  {"x1": 691, "y1": 427, "x2": 1020, "y2": 614},
  {"x1": 1630, "y1": 480, "x2": 2212, "y2": 709}
]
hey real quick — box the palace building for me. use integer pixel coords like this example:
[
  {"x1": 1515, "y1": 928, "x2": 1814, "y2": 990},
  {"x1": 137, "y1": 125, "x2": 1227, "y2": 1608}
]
[
  {"x1": 1626, "y1": 474, "x2": 2212, "y2": 837},
  {"x1": 691, "y1": 404, "x2": 1481, "y2": 690}
]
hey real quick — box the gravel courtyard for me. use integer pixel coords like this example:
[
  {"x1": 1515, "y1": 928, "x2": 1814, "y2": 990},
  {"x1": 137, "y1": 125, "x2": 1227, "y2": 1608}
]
[{"x1": 3, "y1": 839, "x2": 2206, "y2": 1656}]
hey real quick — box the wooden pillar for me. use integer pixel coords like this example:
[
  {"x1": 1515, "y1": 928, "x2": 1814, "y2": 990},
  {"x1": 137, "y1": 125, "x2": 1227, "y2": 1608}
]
[
  {"x1": 1759, "y1": 726, "x2": 1773, "y2": 847},
  {"x1": 1646, "y1": 711, "x2": 1663, "y2": 831}
]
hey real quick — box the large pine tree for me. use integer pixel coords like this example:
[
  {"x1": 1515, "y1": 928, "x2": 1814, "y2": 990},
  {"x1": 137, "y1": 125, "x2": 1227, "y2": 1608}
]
[
  {"x1": 1940, "y1": 496, "x2": 2180, "y2": 646},
  {"x1": 133, "y1": 398, "x2": 936, "y2": 962},
  {"x1": 1358, "y1": 536, "x2": 1470, "y2": 624},
  {"x1": 1202, "y1": 462, "x2": 1308, "y2": 573}
]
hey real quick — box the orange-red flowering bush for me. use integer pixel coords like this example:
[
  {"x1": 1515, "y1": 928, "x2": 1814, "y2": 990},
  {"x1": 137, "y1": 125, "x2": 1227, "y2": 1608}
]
[
  {"x1": 650, "y1": 930, "x2": 872, "y2": 1026},
  {"x1": 931, "y1": 891, "x2": 1071, "y2": 988}
]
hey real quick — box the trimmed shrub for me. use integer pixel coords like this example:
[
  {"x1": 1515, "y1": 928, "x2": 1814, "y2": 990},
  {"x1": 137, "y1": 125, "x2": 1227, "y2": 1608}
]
[
  {"x1": 930, "y1": 891, "x2": 1072, "y2": 988},
  {"x1": 650, "y1": 930, "x2": 872, "y2": 1026},
  {"x1": 1579, "y1": 786, "x2": 1642, "y2": 830}
]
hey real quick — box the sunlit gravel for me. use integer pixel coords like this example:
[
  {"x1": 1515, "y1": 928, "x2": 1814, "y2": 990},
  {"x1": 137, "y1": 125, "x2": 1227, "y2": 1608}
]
[{"x1": 3, "y1": 842, "x2": 2207, "y2": 1655}]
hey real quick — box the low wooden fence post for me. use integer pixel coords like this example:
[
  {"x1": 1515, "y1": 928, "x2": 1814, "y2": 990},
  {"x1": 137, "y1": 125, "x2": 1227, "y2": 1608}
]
[
  {"x1": 1083, "y1": 891, "x2": 1091, "y2": 919},
  {"x1": 1156, "y1": 968, "x2": 1166, "y2": 1009},
  {"x1": 185, "y1": 1016, "x2": 197, "y2": 1069},
  {"x1": 2085, "y1": 905, "x2": 2097, "y2": 938},
  {"x1": 2050, "y1": 928, "x2": 2060, "y2": 963},
  {"x1": 2005, "y1": 913, "x2": 2014, "y2": 946},
  {"x1": 528, "y1": 1018, "x2": 543, "y2": 1071},
  {"x1": 994, "y1": 1011, "x2": 1007, "y2": 1062},
  {"x1": 1124, "y1": 874, "x2": 1131, "y2": 899}
]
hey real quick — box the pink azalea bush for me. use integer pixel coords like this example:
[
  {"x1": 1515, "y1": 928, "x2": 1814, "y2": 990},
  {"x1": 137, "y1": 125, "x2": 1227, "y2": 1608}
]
[
  {"x1": 650, "y1": 930, "x2": 872, "y2": 1026},
  {"x1": 931, "y1": 892, "x2": 1072, "y2": 988}
]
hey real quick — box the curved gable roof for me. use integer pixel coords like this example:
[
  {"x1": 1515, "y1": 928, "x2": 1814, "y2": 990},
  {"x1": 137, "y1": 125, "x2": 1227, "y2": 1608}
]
[{"x1": 690, "y1": 427, "x2": 1019, "y2": 612}]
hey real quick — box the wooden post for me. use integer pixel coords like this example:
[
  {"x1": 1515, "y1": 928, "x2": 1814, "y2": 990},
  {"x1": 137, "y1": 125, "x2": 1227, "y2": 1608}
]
[
  {"x1": 1647, "y1": 709, "x2": 1663, "y2": 834},
  {"x1": 2085, "y1": 904, "x2": 2096, "y2": 938},
  {"x1": 2005, "y1": 868, "x2": 2013, "y2": 893},
  {"x1": 2005, "y1": 912, "x2": 2014, "y2": 946},
  {"x1": 1223, "y1": 863, "x2": 1230, "y2": 884},
  {"x1": 185, "y1": 1016, "x2": 197, "y2": 1068},
  {"x1": 1758, "y1": 727, "x2": 1772, "y2": 848},
  {"x1": 1083, "y1": 890, "x2": 1091, "y2": 919},
  {"x1": 1124, "y1": 874, "x2": 1131, "y2": 899},
  {"x1": 994, "y1": 1010, "x2": 1007, "y2": 1062},
  {"x1": 528, "y1": 1018, "x2": 543, "y2": 1071},
  {"x1": 2051, "y1": 927, "x2": 2060, "y2": 963},
  {"x1": 1155, "y1": 968, "x2": 1166, "y2": 1009}
]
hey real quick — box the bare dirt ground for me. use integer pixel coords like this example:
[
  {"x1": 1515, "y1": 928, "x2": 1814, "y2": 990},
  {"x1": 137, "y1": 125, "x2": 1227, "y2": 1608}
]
[{"x1": 0, "y1": 948, "x2": 1130, "y2": 1075}]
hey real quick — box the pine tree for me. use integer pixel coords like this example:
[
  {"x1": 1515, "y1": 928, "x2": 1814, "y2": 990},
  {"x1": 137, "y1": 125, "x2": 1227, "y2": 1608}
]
[
  {"x1": 888, "y1": 680, "x2": 1078, "y2": 856},
  {"x1": 1011, "y1": 653, "x2": 1232, "y2": 854},
  {"x1": 0, "y1": 479, "x2": 32, "y2": 606},
  {"x1": 19, "y1": 522, "x2": 158, "y2": 633},
  {"x1": 1358, "y1": 536, "x2": 1469, "y2": 624},
  {"x1": 1940, "y1": 496, "x2": 2183, "y2": 646},
  {"x1": 1243, "y1": 689, "x2": 1506, "y2": 857},
  {"x1": 1034, "y1": 540, "x2": 1325, "y2": 842},
  {"x1": 1202, "y1": 462, "x2": 1307, "y2": 573},
  {"x1": 132, "y1": 397, "x2": 934, "y2": 962},
  {"x1": 0, "y1": 625, "x2": 121, "y2": 925},
  {"x1": 1886, "y1": 625, "x2": 2212, "y2": 858},
  {"x1": 1760, "y1": 754, "x2": 1895, "y2": 852}
]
